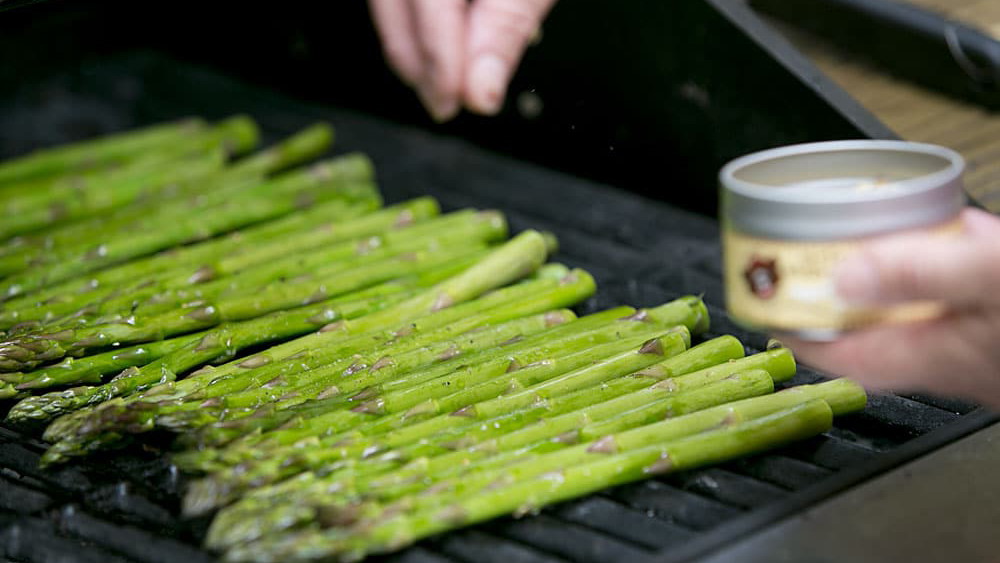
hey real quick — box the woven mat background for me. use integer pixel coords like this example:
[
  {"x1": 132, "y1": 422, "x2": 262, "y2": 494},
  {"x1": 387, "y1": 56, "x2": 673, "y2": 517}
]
[{"x1": 765, "y1": 0, "x2": 1000, "y2": 212}]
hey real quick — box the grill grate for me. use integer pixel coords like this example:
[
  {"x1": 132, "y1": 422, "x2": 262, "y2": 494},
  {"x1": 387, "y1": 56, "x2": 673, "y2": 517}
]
[{"x1": 0, "y1": 52, "x2": 991, "y2": 563}]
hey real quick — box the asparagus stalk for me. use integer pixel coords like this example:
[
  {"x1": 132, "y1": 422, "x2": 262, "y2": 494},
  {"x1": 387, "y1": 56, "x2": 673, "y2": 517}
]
[
  {"x1": 38, "y1": 264, "x2": 557, "y2": 454},
  {"x1": 172, "y1": 275, "x2": 606, "y2": 452},
  {"x1": 175, "y1": 309, "x2": 580, "y2": 458},
  {"x1": 178, "y1": 232, "x2": 562, "y2": 404},
  {"x1": 182, "y1": 331, "x2": 736, "y2": 509},
  {"x1": 224, "y1": 371, "x2": 778, "y2": 549},
  {"x1": 2, "y1": 333, "x2": 208, "y2": 391},
  {"x1": 4, "y1": 237, "x2": 492, "y2": 376},
  {"x1": 0, "y1": 150, "x2": 225, "y2": 242},
  {"x1": 354, "y1": 328, "x2": 690, "y2": 419},
  {"x1": 206, "y1": 345, "x2": 799, "y2": 519},
  {"x1": 0, "y1": 117, "x2": 208, "y2": 187},
  {"x1": 39, "y1": 232, "x2": 558, "y2": 464},
  {"x1": 0, "y1": 116, "x2": 259, "y2": 237},
  {"x1": 0, "y1": 121, "x2": 332, "y2": 262},
  {"x1": 0, "y1": 195, "x2": 424, "y2": 328},
  {"x1": 183, "y1": 330, "x2": 692, "y2": 509},
  {"x1": 122, "y1": 209, "x2": 507, "y2": 319},
  {"x1": 23, "y1": 258, "x2": 483, "y2": 433},
  {"x1": 129, "y1": 264, "x2": 581, "y2": 434},
  {"x1": 0, "y1": 155, "x2": 375, "y2": 301},
  {"x1": 14, "y1": 291, "x2": 417, "y2": 432},
  {"x1": 353, "y1": 346, "x2": 795, "y2": 483},
  {"x1": 199, "y1": 341, "x2": 760, "y2": 546},
  {"x1": 7, "y1": 208, "x2": 503, "y2": 334},
  {"x1": 358, "y1": 338, "x2": 769, "y2": 487},
  {"x1": 175, "y1": 297, "x2": 706, "y2": 467},
  {"x1": 216, "y1": 327, "x2": 686, "y2": 457},
  {"x1": 226, "y1": 122, "x2": 332, "y2": 177},
  {"x1": 103, "y1": 264, "x2": 590, "y2": 450},
  {"x1": 221, "y1": 400, "x2": 837, "y2": 562},
  {"x1": 185, "y1": 293, "x2": 701, "y2": 442}
]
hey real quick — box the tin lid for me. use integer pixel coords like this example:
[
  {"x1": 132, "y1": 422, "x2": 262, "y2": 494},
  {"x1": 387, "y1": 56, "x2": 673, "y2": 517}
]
[{"x1": 720, "y1": 140, "x2": 967, "y2": 240}]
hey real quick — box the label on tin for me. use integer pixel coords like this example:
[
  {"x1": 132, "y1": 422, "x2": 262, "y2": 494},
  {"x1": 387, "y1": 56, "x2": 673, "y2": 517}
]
[{"x1": 723, "y1": 219, "x2": 963, "y2": 337}]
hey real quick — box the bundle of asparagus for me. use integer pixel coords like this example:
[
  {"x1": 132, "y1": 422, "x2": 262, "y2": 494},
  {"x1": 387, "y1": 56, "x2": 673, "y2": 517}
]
[{"x1": 0, "y1": 118, "x2": 868, "y2": 563}]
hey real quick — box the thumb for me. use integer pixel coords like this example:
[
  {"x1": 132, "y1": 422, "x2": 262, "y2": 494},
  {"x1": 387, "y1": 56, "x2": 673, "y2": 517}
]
[
  {"x1": 464, "y1": 0, "x2": 557, "y2": 115},
  {"x1": 834, "y1": 210, "x2": 1000, "y2": 307}
]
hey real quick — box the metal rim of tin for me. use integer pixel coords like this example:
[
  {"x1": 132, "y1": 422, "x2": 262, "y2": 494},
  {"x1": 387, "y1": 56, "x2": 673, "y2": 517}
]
[{"x1": 719, "y1": 140, "x2": 967, "y2": 240}]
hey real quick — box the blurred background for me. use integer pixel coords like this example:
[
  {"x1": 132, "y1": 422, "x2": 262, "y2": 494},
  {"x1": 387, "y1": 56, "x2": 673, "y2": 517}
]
[{"x1": 757, "y1": 0, "x2": 1000, "y2": 212}]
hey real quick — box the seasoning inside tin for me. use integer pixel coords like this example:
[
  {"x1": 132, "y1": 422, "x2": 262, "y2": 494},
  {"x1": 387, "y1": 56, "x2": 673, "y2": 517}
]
[{"x1": 719, "y1": 140, "x2": 966, "y2": 340}]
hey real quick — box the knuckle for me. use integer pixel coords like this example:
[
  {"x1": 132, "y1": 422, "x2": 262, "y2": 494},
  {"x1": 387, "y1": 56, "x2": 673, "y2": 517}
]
[{"x1": 889, "y1": 257, "x2": 928, "y2": 297}]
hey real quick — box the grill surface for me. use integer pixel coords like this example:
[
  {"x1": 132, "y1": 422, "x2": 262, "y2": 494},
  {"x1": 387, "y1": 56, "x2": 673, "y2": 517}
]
[{"x1": 0, "y1": 53, "x2": 994, "y2": 563}]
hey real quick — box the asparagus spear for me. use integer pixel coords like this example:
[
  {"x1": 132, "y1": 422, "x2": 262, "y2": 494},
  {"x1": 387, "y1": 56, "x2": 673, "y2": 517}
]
[
  {"x1": 173, "y1": 297, "x2": 705, "y2": 465},
  {"x1": 76, "y1": 265, "x2": 594, "y2": 455},
  {"x1": 11, "y1": 290, "x2": 419, "y2": 428},
  {"x1": 205, "y1": 344, "x2": 793, "y2": 516},
  {"x1": 175, "y1": 310, "x2": 580, "y2": 457},
  {"x1": 33, "y1": 264, "x2": 564, "y2": 452},
  {"x1": 356, "y1": 328, "x2": 690, "y2": 418},
  {"x1": 171, "y1": 276, "x2": 606, "y2": 452},
  {"x1": 198, "y1": 340, "x2": 757, "y2": 545},
  {"x1": 39, "y1": 232, "x2": 558, "y2": 464},
  {"x1": 0, "y1": 195, "x2": 426, "y2": 328},
  {"x1": 221, "y1": 399, "x2": 838, "y2": 562},
  {"x1": 0, "y1": 116, "x2": 260, "y2": 236},
  {"x1": 2, "y1": 333, "x2": 208, "y2": 391},
  {"x1": 0, "y1": 117, "x2": 208, "y2": 187},
  {"x1": 2, "y1": 235, "x2": 493, "y2": 373},
  {"x1": 182, "y1": 329, "x2": 692, "y2": 509},
  {"x1": 21, "y1": 257, "x2": 485, "y2": 432},
  {"x1": 121, "y1": 209, "x2": 507, "y2": 319},
  {"x1": 0, "y1": 150, "x2": 224, "y2": 242},
  {"x1": 6, "y1": 208, "x2": 504, "y2": 334},
  {"x1": 0, "y1": 121, "x2": 331, "y2": 261},
  {"x1": 180, "y1": 291, "x2": 693, "y2": 436},
  {"x1": 357, "y1": 340, "x2": 780, "y2": 488},
  {"x1": 186, "y1": 232, "x2": 562, "y2": 402},
  {"x1": 226, "y1": 122, "x2": 332, "y2": 177},
  {"x1": 119, "y1": 264, "x2": 576, "y2": 436},
  {"x1": 5, "y1": 269, "x2": 447, "y2": 397},
  {"x1": 0, "y1": 158, "x2": 373, "y2": 302},
  {"x1": 209, "y1": 370, "x2": 778, "y2": 549},
  {"x1": 181, "y1": 330, "x2": 737, "y2": 507}
]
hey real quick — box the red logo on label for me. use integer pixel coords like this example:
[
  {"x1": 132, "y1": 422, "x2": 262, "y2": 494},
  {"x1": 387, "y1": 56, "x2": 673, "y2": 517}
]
[{"x1": 743, "y1": 256, "x2": 779, "y2": 299}]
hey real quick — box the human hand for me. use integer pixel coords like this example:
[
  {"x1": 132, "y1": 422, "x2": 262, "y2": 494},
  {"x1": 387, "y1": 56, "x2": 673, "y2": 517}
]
[
  {"x1": 368, "y1": 0, "x2": 557, "y2": 122},
  {"x1": 780, "y1": 207, "x2": 1000, "y2": 409}
]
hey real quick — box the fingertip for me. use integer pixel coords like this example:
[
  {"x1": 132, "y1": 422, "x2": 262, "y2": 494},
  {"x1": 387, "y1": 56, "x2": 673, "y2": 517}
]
[
  {"x1": 465, "y1": 54, "x2": 509, "y2": 115},
  {"x1": 416, "y1": 85, "x2": 460, "y2": 123},
  {"x1": 961, "y1": 206, "x2": 1000, "y2": 235}
]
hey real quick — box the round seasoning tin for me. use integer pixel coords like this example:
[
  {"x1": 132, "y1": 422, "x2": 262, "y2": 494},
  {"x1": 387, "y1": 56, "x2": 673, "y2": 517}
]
[{"x1": 719, "y1": 140, "x2": 966, "y2": 340}]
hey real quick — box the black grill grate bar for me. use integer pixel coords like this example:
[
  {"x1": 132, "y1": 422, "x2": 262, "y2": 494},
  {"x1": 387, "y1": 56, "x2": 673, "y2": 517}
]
[
  {"x1": 902, "y1": 393, "x2": 979, "y2": 415},
  {"x1": 606, "y1": 481, "x2": 743, "y2": 532},
  {"x1": 489, "y1": 513, "x2": 651, "y2": 563},
  {"x1": 380, "y1": 545, "x2": 462, "y2": 563},
  {"x1": 663, "y1": 468, "x2": 789, "y2": 511},
  {"x1": 428, "y1": 529, "x2": 569, "y2": 563},
  {"x1": 0, "y1": 514, "x2": 135, "y2": 563},
  {"x1": 725, "y1": 454, "x2": 835, "y2": 491},
  {"x1": 839, "y1": 394, "x2": 964, "y2": 445},
  {"x1": 551, "y1": 496, "x2": 698, "y2": 551},
  {"x1": 55, "y1": 504, "x2": 213, "y2": 563}
]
